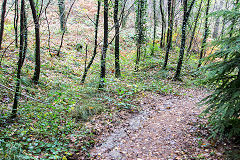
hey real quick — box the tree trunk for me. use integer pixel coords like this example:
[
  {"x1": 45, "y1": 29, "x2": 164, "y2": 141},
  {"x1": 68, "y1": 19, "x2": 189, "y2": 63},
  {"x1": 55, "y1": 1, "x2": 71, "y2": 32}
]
[
  {"x1": 220, "y1": 0, "x2": 229, "y2": 36},
  {"x1": 198, "y1": 0, "x2": 211, "y2": 68},
  {"x1": 135, "y1": 0, "x2": 146, "y2": 71},
  {"x1": 151, "y1": 0, "x2": 156, "y2": 56},
  {"x1": 29, "y1": 0, "x2": 41, "y2": 84},
  {"x1": 14, "y1": 0, "x2": 19, "y2": 48},
  {"x1": 163, "y1": 0, "x2": 174, "y2": 69},
  {"x1": 58, "y1": 0, "x2": 66, "y2": 32},
  {"x1": 212, "y1": 17, "x2": 220, "y2": 39},
  {"x1": 212, "y1": 0, "x2": 223, "y2": 39},
  {"x1": 99, "y1": 0, "x2": 108, "y2": 89},
  {"x1": 159, "y1": 0, "x2": 166, "y2": 48},
  {"x1": 174, "y1": 0, "x2": 196, "y2": 80},
  {"x1": 81, "y1": 0, "x2": 101, "y2": 84},
  {"x1": 187, "y1": 0, "x2": 203, "y2": 54},
  {"x1": 0, "y1": 0, "x2": 7, "y2": 49},
  {"x1": 114, "y1": 0, "x2": 121, "y2": 78},
  {"x1": 12, "y1": 0, "x2": 27, "y2": 118}
]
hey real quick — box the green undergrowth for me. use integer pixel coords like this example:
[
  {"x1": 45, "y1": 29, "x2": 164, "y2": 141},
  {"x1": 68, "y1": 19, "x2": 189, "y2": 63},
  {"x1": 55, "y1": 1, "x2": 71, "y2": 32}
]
[{"x1": 0, "y1": 39, "x2": 203, "y2": 159}]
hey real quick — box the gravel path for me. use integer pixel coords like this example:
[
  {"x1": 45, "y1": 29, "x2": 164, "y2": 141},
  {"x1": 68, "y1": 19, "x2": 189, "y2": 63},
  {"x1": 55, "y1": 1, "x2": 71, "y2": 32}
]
[{"x1": 89, "y1": 88, "x2": 223, "y2": 159}]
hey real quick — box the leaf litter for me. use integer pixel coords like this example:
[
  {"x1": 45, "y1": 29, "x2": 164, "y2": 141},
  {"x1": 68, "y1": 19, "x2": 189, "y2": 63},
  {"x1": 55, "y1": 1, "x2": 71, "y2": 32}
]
[{"x1": 88, "y1": 87, "x2": 225, "y2": 160}]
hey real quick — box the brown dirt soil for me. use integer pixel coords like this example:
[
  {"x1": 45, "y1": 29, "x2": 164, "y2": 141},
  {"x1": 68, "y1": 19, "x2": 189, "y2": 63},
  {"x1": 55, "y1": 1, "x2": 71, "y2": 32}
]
[{"x1": 88, "y1": 88, "x2": 224, "y2": 160}]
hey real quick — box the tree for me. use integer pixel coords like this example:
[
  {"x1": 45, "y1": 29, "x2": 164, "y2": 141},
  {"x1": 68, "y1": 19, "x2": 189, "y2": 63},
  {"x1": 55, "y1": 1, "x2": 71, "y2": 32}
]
[
  {"x1": 114, "y1": 0, "x2": 121, "y2": 78},
  {"x1": 12, "y1": 0, "x2": 27, "y2": 118},
  {"x1": 159, "y1": 0, "x2": 166, "y2": 48},
  {"x1": 151, "y1": 0, "x2": 157, "y2": 56},
  {"x1": 135, "y1": 0, "x2": 147, "y2": 71},
  {"x1": 0, "y1": 0, "x2": 7, "y2": 49},
  {"x1": 99, "y1": 0, "x2": 109, "y2": 89},
  {"x1": 14, "y1": 0, "x2": 19, "y2": 48},
  {"x1": 29, "y1": 0, "x2": 41, "y2": 84},
  {"x1": 81, "y1": 0, "x2": 101, "y2": 84},
  {"x1": 212, "y1": 0, "x2": 223, "y2": 39},
  {"x1": 163, "y1": 0, "x2": 175, "y2": 69},
  {"x1": 201, "y1": 2, "x2": 240, "y2": 138},
  {"x1": 186, "y1": 0, "x2": 203, "y2": 55},
  {"x1": 174, "y1": 0, "x2": 196, "y2": 80},
  {"x1": 58, "y1": 0, "x2": 66, "y2": 32},
  {"x1": 198, "y1": 0, "x2": 211, "y2": 68}
]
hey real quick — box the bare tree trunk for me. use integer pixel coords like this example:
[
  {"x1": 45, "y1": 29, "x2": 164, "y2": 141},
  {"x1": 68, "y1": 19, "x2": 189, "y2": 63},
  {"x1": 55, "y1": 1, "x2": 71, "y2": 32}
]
[
  {"x1": 58, "y1": 0, "x2": 66, "y2": 32},
  {"x1": 174, "y1": 0, "x2": 196, "y2": 80},
  {"x1": 159, "y1": 0, "x2": 166, "y2": 48},
  {"x1": 135, "y1": 0, "x2": 146, "y2": 71},
  {"x1": 114, "y1": 0, "x2": 121, "y2": 78},
  {"x1": 57, "y1": 0, "x2": 76, "y2": 56},
  {"x1": 14, "y1": 0, "x2": 19, "y2": 48},
  {"x1": 0, "y1": 0, "x2": 7, "y2": 49},
  {"x1": 151, "y1": 0, "x2": 156, "y2": 56},
  {"x1": 99, "y1": 0, "x2": 109, "y2": 89},
  {"x1": 198, "y1": 0, "x2": 211, "y2": 68},
  {"x1": 163, "y1": 0, "x2": 175, "y2": 69},
  {"x1": 12, "y1": 0, "x2": 27, "y2": 118},
  {"x1": 81, "y1": 0, "x2": 101, "y2": 84},
  {"x1": 220, "y1": 0, "x2": 229, "y2": 36},
  {"x1": 187, "y1": 0, "x2": 203, "y2": 54},
  {"x1": 212, "y1": 0, "x2": 223, "y2": 39},
  {"x1": 29, "y1": 0, "x2": 41, "y2": 84}
]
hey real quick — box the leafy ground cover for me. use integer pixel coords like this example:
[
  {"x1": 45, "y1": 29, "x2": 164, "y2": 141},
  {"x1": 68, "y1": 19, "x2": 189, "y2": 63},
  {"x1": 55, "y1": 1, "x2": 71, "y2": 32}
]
[{"x1": 1, "y1": 0, "x2": 239, "y2": 159}]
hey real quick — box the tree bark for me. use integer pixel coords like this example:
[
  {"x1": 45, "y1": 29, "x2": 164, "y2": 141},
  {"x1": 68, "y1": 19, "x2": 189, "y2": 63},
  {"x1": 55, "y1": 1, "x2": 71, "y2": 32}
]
[
  {"x1": 14, "y1": 0, "x2": 19, "y2": 48},
  {"x1": 151, "y1": 0, "x2": 157, "y2": 56},
  {"x1": 174, "y1": 0, "x2": 196, "y2": 80},
  {"x1": 81, "y1": 0, "x2": 101, "y2": 84},
  {"x1": 12, "y1": 0, "x2": 27, "y2": 118},
  {"x1": 114, "y1": 0, "x2": 121, "y2": 78},
  {"x1": 99, "y1": 0, "x2": 108, "y2": 89},
  {"x1": 58, "y1": 0, "x2": 66, "y2": 32},
  {"x1": 159, "y1": 0, "x2": 166, "y2": 48},
  {"x1": 135, "y1": 0, "x2": 145, "y2": 71},
  {"x1": 163, "y1": 0, "x2": 175, "y2": 69},
  {"x1": 198, "y1": 0, "x2": 211, "y2": 68},
  {"x1": 0, "y1": 0, "x2": 7, "y2": 49},
  {"x1": 29, "y1": 0, "x2": 41, "y2": 84},
  {"x1": 187, "y1": 0, "x2": 203, "y2": 54}
]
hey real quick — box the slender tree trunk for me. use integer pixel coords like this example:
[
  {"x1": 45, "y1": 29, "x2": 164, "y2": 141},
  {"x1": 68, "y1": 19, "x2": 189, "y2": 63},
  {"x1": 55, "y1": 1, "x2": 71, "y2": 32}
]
[
  {"x1": 99, "y1": 0, "x2": 108, "y2": 89},
  {"x1": 81, "y1": 0, "x2": 101, "y2": 84},
  {"x1": 29, "y1": 0, "x2": 41, "y2": 84},
  {"x1": 151, "y1": 0, "x2": 156, "y2": 56},
  {"x1": 212, "y1": 17, "x2": 220, "y2": 39},
  {"x1": 229, "y1": 0, "x2": 239, "y2": 38},
  {"x1": 14, "y1": 0, "x2": 19, "y2": 48},
  {"x1": 220, "y1": 0, "x2": 229, "y2": 36},
  {"x1": 187, "y1": 0, "x2": 203, "y2": 54},
  {"x1": 163, "y1": 0, "x2": 174, "y2": 69},
  {"x1": 135, "y1": 0, "x2": 145, "y2": 71},
  {"x1": 12, "y1": 0, "x2": 27, "y2": 118},
  {"x1": 58, "y1": 0, "x2": 66, "y2": 32},
  {"x1": 57, "y1": 0, "x2": 76, "y2": 56},
  {"x1": 114, "y1": 0, "x2": 121, "y2": 78},
  {"x1": 212, "y1": 0, "x2": 223, "y2": 39},
  {"x1": 159, "y1": 0, "x2": 165, "y2": 48},
  {"x1": 174, "y1": 0, "x2": 196, "y2": 80},
  {"x1": 0, "y1": 0, "x2": 7, "y2": 49},
  {"x1": 198, "y1": 0, "x2": 211, "y2": 68}
]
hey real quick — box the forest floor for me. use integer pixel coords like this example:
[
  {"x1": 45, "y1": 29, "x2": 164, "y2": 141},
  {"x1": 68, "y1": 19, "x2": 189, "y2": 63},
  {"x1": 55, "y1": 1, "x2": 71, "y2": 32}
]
[
  {"x1": 1, "y1": 0, "x2": 240, "y2": 159},
  {"x1": 83, "y1": 86, "x2": 231, "y2": 160}
]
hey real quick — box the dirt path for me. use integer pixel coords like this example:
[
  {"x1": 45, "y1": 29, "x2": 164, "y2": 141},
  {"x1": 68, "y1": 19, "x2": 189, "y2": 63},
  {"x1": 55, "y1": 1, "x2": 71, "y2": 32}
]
[{"x1": 89, "y1": 88, "x2": 223, "y2": 159}]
